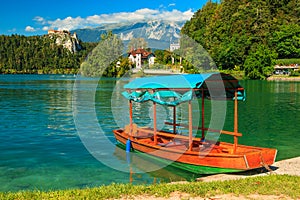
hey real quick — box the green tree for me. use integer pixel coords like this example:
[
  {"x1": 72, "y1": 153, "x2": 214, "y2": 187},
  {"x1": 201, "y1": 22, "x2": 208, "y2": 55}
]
[
  {"x1": 181, "y1": 1, "x2": 218, "y2": 48},
  {"x1": 117, "y1": 57, "x2": 133, "y2": 77},
  {"x1": 0, "y1": 34, "x2": 96, "y2": 74},
  {"x1": 80, "y1": 31, "x2": 124, "y2": 77},
  {"x1": 270, "y1": 24, "x2": 300, "y2": 59},
  {"x1": 180, "y1": 0, "x2": 299, "y2": 78},
  {"x1": 244, "y1": 44, "x2": 277, "y2": 79},
  {"x1": 178, "y1": 35, "x2": 216, "y2": 72}
]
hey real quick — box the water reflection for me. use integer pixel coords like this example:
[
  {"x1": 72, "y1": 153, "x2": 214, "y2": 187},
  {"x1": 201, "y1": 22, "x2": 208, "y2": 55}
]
[
  {"x1": 0, "y1": 75, "x2": 299, "y2": 192},
  {"x1": 113, "y1": 145, "x2": 198, "y2": 183}
]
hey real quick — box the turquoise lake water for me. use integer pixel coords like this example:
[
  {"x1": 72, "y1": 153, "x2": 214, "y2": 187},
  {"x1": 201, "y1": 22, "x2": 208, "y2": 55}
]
[{"x1": 0, "y1": 74, "x2": 299, "y2": 192}]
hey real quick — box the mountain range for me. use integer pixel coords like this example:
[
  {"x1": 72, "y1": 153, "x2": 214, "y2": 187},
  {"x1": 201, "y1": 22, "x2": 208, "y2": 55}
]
[{"x1": 71, "y1": 20, "x2": 185, "y2": 50}]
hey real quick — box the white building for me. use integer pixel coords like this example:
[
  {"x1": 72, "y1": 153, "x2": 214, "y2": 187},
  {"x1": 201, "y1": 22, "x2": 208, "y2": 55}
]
[
  {"x1": 170, "y1": 43, "x2": 180, "y2": 52},
  {"x1": 128, "y1": 48, "x2": 155, "y2": 69}
]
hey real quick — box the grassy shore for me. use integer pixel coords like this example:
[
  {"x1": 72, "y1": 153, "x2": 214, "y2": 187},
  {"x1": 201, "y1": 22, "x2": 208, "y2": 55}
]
[{"x1": 1, "y1": 175, "x2": 299, "y2": 199}]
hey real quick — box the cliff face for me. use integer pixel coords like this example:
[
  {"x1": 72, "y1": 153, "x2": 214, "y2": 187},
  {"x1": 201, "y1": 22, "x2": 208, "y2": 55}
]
[{"x1": 48, "y1": 30, "x2": 81, "y2": 53}]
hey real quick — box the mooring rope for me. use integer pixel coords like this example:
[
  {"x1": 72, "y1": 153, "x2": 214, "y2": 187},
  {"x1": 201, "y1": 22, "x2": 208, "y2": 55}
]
[{"x1": 260, "y1": 153, "x2": 274, "y2": 173}]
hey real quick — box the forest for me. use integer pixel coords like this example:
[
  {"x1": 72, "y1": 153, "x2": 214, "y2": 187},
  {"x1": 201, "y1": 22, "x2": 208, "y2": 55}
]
[
  {"x1": 0, "y1": 0, "x2": 299, "y2": 79},
  {"x1": 181, "y1": 0, "x2": 300, "y2": 79},
  {"x1": 0, "y1": 34, "x2": 96, "y2": 74}
]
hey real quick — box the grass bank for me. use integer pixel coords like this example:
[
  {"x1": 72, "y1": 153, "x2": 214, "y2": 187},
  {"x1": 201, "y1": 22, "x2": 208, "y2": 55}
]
[{"x1": 1, "y1": 175, "x2": 299, "y2": 199}]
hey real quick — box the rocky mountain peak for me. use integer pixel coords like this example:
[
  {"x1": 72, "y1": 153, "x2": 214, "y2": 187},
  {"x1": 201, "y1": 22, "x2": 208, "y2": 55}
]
[{"x1": 72, "y1": 20, "x2": 185, "y2": 49}]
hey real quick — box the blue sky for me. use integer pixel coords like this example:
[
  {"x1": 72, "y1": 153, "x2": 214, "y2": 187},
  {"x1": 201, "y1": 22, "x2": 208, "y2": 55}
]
[{"x1": 0, "y1": 0, "x2": 208, "y2": 36}]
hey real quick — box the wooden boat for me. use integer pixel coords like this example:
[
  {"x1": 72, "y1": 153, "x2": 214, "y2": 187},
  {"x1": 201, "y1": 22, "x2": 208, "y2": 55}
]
[{"x1": 113, "y1": 73, "x2": 277, "y2": 174}]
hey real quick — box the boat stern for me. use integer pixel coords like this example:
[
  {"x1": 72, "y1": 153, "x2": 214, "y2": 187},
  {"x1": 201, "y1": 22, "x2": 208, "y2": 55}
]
[{"x1": 243, "y1": 148, "x2": 277, "y2": 170}]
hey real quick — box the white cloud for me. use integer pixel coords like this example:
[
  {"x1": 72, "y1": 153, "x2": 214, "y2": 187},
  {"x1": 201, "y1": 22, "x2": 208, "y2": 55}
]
[
  {"x1": 168, "y1": 3, "x2": 176, "y2": 7},
  {"x1": 182, "y1": 9, "x2": 194, "y2": 19},
  {"x1": 156, "y1": 9, "x2": 194, "y2": 22},
  {"x1": 42, "y1": 26, "x2": 49, "y2": 31},
  {"x1": 25, "y1": 26, "x2": 36, "y2": 32},
  {"x1": 41, "y1": 8, "x2": 194, "y2": 31},
  {"x1": 34, "y1": 16, "x2": 47, "y2": 24},
  {"x1": 48, "y1": 16, "x2": 85, "y2": 31}
]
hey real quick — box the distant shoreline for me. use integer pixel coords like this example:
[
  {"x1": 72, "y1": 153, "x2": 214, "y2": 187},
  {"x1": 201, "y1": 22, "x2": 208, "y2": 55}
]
[{"x1": 267, "y1": 76, "x2": 300, "y2": 81}]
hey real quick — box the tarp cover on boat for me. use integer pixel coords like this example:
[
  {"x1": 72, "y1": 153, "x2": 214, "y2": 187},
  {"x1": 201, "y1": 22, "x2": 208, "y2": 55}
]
[{"x1": 122, "y1": 73, "x2": 245, "y2": 106}]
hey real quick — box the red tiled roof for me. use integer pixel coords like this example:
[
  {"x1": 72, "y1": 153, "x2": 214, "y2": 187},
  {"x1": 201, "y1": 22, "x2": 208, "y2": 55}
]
[{"x1": 128, "y1": 48, "x2": 154, "y2": 59}]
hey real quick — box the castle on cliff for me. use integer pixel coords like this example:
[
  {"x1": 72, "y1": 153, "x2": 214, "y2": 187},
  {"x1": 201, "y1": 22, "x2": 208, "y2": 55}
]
[{"x1": 47, "y1": 30, "x2": 81, "y2": 53}]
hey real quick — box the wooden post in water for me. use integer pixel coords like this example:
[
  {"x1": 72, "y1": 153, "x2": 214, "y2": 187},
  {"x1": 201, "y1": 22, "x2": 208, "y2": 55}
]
[
  {"x1": 188, "y1": 101, "x2": 193, "y2": 151},
  {"x1": 234, "y1": 90, "x2": 238, "y2": 152},
  {"x1": 153, "y1": 102, "x2": 157, "y2": 144}
]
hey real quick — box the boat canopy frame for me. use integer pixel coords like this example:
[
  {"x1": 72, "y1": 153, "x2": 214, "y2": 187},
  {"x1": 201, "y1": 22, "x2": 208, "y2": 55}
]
[{"x1": 122, "y1": 73, "x2": 246, "y2": 152}]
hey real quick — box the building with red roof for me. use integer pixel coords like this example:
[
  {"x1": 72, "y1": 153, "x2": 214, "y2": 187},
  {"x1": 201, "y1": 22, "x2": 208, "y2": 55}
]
[{"x1": 128, "y1": 48, "x2": 155, "y2": 69}]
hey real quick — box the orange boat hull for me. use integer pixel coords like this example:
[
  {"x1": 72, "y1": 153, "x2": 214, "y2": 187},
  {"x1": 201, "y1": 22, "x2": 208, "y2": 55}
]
[{"x1": 113, "y1": 128, "x2": 277, "y2": 173}]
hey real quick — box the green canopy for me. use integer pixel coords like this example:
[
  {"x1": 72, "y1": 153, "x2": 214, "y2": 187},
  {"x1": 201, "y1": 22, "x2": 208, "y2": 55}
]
[{"x1": 122, "y1": 73, "x2": 245, "y2": 106}]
